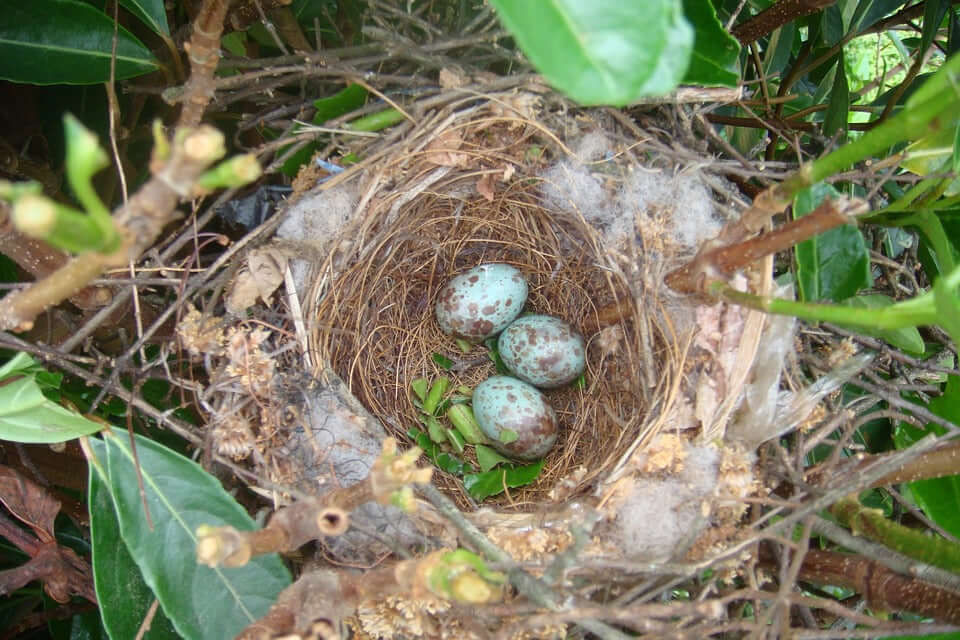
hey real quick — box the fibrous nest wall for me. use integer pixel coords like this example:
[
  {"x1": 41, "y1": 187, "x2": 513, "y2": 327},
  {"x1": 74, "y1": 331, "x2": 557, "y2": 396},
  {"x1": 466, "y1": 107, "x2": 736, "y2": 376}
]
[{"x1": 304, "y1": 112, "x2": 675, "y2": 508}]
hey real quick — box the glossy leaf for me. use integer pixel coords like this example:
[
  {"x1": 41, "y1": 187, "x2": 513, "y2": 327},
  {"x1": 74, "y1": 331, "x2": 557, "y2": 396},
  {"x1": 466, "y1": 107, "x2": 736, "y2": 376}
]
[
  {"x1": 681, "y1": 0, "x2": 739, "y2": 86},
  {"x1": 0, "y1": 0, "x2": 158, "y2": 85},
  {"x1": 88, "y1": 429, "x2": 290, "y2": 640},
  {"x1": 842, "y1": 294, "x2": 924, "y2": 355},
  {"x1": 793, "y1": 183, "x2": 871, "y2": 302},
  {"x1": 118, "y1": 0, "x2": 170, "y2": 37},
  {"x1": 0, "y1": 354, "x2": 103, "y2": 443},
  {"x1": 432, "y1": 352, "x2": 454, "y2": 371},
  {"x1": 893, "y1": 375, "x2": 960, "y2": 539},
  {"x1": 488, "y1": 0, "x2": 693, "y2": 105},
  {"x1": 90, "y1": 469, "x2": 178, "y2": 640},
  {"x1": 464, "y1": 460, "x2": 544, "y2": 501},
  {"x1": 823, "y1": 56, "x2": 849, "y2": 141}
]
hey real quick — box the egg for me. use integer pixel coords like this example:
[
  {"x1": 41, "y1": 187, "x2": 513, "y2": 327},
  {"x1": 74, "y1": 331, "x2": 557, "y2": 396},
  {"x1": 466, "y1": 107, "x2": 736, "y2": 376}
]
[
  {"x1": 435, "y1": 264, "x2": 528, "y2": 341},
  {"x1": 498, "y1": 315, "x2": 586, "y2": 388},
  {"x1": 472, "y1": 376, "x2": 557, "y2": 460}
]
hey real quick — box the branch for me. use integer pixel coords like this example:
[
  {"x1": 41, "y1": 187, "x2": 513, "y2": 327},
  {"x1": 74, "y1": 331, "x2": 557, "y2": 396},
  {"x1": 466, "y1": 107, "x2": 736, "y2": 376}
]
[
  {"x1": 196, "y1": 438, "x2": 432, "y2": 567},
  {"x1": 732, "y1": 0, "x2": 837, "y2": 45}
]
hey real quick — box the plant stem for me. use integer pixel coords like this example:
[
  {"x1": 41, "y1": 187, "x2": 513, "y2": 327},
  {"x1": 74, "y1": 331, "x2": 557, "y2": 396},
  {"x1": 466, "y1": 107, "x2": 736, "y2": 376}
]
[{"x1": 830, "y1": 496, "x2": 960, "y2": 574}]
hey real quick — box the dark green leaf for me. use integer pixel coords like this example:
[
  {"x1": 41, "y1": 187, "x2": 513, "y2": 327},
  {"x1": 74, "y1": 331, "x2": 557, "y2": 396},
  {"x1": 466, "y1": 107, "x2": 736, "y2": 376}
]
[
  {"x1": 681, "y1": 0, "x2": 740, "y2": 86},
  {"x1": 855, "y1": 1, "x2": 908, "y2": 31},
  {"x1": 88, "y1": 429, "x2": 290, "y2": 640},
  {"x1": 313, "y1": 84, "x2": 367, "y2": 124},
  {"x1": 484, "y1": 338, "x2": 510, "y2": 374},
  {"x1": 918, "y1": 1, "x2": 950, "y2": 63},
  {"x1": 90, "y1": 469, "x2": 178, "y2": 639},
  {"x1": 823, "y1": 56, "x2": 849, "y2": 141},
  {"x1": 435, "y1": 452, "x2": 473, "y2": 476},
  {"x1": 464, "y1": 460, "x2": 544, "y2": 501},
  {"x1": 488, "y1": 0, "x2": 693, "y2": 105},
  {"x1": 893, "y1": 375, "x2": 960, "y2": 538},
  {"x1": 0, "y1": 0, "x2": 158, "y2": 85},
  {"x1": 475, "y1": 444, "x2": 511, "y2": 473},
  {"x1": 432, "y1": 353, "x2": 454, "y2": 371},
  {"x1": 118, "y1": 0, "x2": 170, "y2": 37},
  {"x1": 820, "y1": 4, "x2": 844, "y2": 46},
  {"x1": 952, "y1": 122, "x2": 960, "y2": 175},
  {"x1": 793, "y1": 183, "x2": 872, "y2": 302},
  {"x1": 842, "y1": 294, "x2": 925, "y2": 355}
]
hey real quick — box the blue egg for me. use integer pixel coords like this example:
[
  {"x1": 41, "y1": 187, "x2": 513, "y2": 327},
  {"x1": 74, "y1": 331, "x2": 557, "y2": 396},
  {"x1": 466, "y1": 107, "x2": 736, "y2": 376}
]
[
  {"x1": 498, "y1": 315, "x2": 585, "y2": 388},
  {"x1": 472, "y1": 376, "x2": 557, "y2": 460},
  {"x1": 435, "y1": 264, "x2": 527, "y2": 341}
]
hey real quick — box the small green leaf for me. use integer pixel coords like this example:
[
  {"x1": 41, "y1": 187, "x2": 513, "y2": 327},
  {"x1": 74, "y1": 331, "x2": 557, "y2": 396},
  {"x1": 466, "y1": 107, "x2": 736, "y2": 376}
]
[
  {"x1": 410, "y1": 378, "x2": 429, "y2": 404},
  {"x1": 0, "y1": 355, "x2": 103, "y2": 443},
  {"x1": 488, "y1": 0, "x2": 693, "y2": 105},
  {"x1": 0, "y1": 0, "x2": 159, "y2": 85},
  {"x1": 432, "y1": 353, "x2": 454, "y2": 371},
  {"x1": 793, "y1": 183, "x2": 872, "y2": 302},
  {"x1": 313, "y1": 83, "x2": 367, "y2": 124},
  {"x1": 445, "y1": 428, "x2": 465, "y2": 454},
  {"x1": 424, "y1": 415, "x2": 448, "y2": 444},
  {"x1": 88, "y1": 429, "x2": 291, "y2": 640},
  {"x1": 681, "y1": 0, "x2": 740, "y2": 86},
  {"x1": 475, "y1": 444, "x2": 511, "y2": 473},
  {"x1": 90, "y1": 469, "x2": 179, "y2": 639},
  {"x1": 435, "y1": 452, "x2": 473, "y2": 476},
  {"x1": 423, "y1": 377, "x2": 450, "y2": 416},
  {"x1": 455, "y1": 338, "x2": 473, "y2": 353},
  {"x1": 842, "y1": 294, "x2": 925, "y2": 355},
  {"x1": 446, "y1": 404, "x2": 487, "y2": 445},
  {"x1": 119, "y1": 0, "x2": 170, "y2": 37},
  {"x1": 499, "y1": 429, "x2": 518, "y2": 444},
  {"x1": 464, "y1": 460, "x2": 545, "y2": 501},
  {"x1": 484, "y1": 338, "x2": 510, "y2": 374}
]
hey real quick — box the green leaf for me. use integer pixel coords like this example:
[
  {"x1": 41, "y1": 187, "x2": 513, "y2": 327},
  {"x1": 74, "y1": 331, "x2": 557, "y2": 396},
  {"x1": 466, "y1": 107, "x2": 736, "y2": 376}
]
[
  {"x1": 464, "y1": 460, "x2": 544, "y2": 501},
  {"x1": 681, "y1": 0, "x2": 740, "y2": 86},
  {"x1": 893, "y1": 375, "x2": 960, "y2": 539},
  {"x1": 118, "y1": 0, "x2": 170, "y2": 37},
  {"x1": 475, "y1": 444, "x2": 511, "y2": 473},
  {"x1": 0, "y1": 359, "x2": 103, "y2": 444},
  {"x1": 312, "y1": 83, "x2": 367, "y2": 124},
  {"x1": 423, "y1": 377, "x2": 450, "y2": 416},
  {"x1": 484, "y1": 338, "x2": 510, "y2": 375},
  {"x1": 445, "y1": 428, "x2": 465, "y2": 454},
  {"x1": 0, "y1": 0, "x2": 159, "y2": 85},
  {"x1": 499, "y1": 429, "x2": 519, "y2": 445},
  {"x1": 823, "y1": 55, "x2": 849, "y2": 141},
  {"x1": 933, "y1": 274, "x2": 960, "y2": 346},
  {"x1": 432, "y1": 352, "x2": 454, "y2": 371},
  {"x1": 488, "y1": 0, "x2": 693, "y2": 105},
  {"x1": 793, "y1": 183, "x2": 872, "y2": 302},
  {"x1": 87, "y1": 429, "x2": 291, "y2": 640},
  {"x1": 90, "y1": 469, "x2": 179, "y2": 640},
  {"x1": 842, "y1": 294, "x2": 925, "y2": 355},
  {"x1": 410, "y1": 377, "x2": 429, "y2": 404}
]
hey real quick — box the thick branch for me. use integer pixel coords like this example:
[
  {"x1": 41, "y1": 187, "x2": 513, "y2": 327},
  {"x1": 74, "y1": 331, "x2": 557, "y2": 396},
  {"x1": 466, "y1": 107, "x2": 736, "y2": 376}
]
[{"x1": 732, "y1": 0, "x2": 837, "y2": 45}]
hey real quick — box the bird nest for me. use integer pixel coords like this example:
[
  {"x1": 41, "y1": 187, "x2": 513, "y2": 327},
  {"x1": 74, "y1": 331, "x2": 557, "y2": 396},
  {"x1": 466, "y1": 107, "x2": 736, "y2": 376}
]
[{"x1": 294, "y1": 95, "x2": 687, "y2": 509}]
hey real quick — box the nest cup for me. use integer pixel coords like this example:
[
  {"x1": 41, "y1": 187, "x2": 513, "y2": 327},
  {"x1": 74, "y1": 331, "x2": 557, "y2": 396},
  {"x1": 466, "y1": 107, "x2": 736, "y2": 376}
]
[{"x1": 306, "y1": 107, "x2": 668, "y2": 508}]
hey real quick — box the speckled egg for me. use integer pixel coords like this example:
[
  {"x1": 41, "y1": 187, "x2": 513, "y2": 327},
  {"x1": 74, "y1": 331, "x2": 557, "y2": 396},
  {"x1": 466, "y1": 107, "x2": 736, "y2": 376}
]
[
  {"x1": 472, "y1": 376, "x2": 557, "y2": 460},
  {"x1": 498, "y1": 315, "x2": 586, "y2": 388},
  {"x1": 435, "y1": 264, "x2": 528, "y2": 341}
]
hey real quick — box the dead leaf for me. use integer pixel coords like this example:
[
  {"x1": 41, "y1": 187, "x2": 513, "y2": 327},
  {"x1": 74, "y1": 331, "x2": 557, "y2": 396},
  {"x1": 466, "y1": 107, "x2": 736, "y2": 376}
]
[
  {"x1": 0, "y1": 465, "x2": 60, "y2": 543},
  {"x1": 226, "y1": 246, "x2": 292, "y2": 314},
  {"x1": 438, "y1": 67, "x2": 467, "y2": 89},
  {"x1": 423, "y1": 129, "x2": 469, "y2": 168},
  {"x1": 476, "y1": 172, "x2": 496, "y2": 202}
]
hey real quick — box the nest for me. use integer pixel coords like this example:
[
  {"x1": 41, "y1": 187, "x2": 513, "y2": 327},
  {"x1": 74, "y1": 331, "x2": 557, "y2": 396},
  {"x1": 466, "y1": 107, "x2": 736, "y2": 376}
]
[{"x1": 300, "y1": 99, "x2": 681, "y2": 508}]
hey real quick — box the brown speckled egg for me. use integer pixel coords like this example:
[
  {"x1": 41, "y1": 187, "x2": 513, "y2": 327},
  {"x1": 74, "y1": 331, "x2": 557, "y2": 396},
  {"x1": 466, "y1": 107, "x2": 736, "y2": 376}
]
[
  {"x1": 498, "y1": 315, "x2": 585, "y2": 388},
  {"x1": 435, "y1": 264, "x2": 527, "y2": 341},
  {"x1": 472, "y1": 376, "x2": 557, "y2": 460}
]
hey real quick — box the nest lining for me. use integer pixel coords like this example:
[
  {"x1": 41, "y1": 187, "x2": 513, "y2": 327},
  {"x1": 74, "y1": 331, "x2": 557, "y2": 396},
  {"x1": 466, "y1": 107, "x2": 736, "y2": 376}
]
[{"x1": 307, "y1": 119, "x2": 665, "y2": 507}]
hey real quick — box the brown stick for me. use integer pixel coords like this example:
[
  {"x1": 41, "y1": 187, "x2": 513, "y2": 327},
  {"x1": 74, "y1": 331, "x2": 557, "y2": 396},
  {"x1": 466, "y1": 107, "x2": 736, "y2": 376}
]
[{"x1": 732, "y1": 0, "x2": 837, "y2": 46}]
